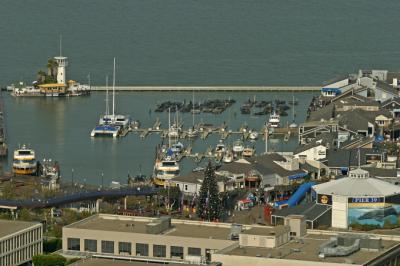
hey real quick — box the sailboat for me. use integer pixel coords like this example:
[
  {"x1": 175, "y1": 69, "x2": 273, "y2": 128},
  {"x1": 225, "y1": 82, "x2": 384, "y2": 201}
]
[
  {"x1": 90, "y1": 75, "x2": 119, "y2": 137},
  {"x1": 91, "y1": 58, "x2": 130, "y2": 138},
  {"x1": 289, "y1": 94, "x2": 298, "y2": 128},
  {"x1": 187, "y1": 89, "x2": 199, "y2": 138},
  {"x1": 99, "y1": 58, "x2": 130, "y2": 128}
]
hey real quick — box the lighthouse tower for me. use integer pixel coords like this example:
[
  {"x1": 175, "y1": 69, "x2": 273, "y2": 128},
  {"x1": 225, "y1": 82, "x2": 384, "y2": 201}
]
[{"x1": 54, "y1": 36, "x2": 68, "y2": 85}]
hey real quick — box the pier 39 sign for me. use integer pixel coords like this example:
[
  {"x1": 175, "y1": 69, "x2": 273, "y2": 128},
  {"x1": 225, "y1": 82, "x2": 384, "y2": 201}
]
[{"x1": 348, "y1": 197, "x2": 384, "y2": 203}]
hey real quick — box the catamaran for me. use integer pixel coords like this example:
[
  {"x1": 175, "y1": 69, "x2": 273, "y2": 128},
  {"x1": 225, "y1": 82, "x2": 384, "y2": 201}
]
[{"x1": 91, "y1": 58, "x2": 130, "y2": 138}]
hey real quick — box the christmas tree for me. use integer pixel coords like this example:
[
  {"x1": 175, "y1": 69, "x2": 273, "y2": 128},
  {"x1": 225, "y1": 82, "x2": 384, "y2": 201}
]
[{"x1": 196, "y1": 161, "x2": 221, "y2": 221}]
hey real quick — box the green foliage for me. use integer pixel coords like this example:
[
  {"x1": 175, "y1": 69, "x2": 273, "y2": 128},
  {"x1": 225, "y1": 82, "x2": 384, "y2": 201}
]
[
  {"x1": 159, "y1": 186, "x2": 181, "y2": 210},
  {"x1": 196, "y1": 161, "x2": 221, "y2": 221},
  {"x1": 19, "y1": 208, "x2": 33, "y2": 221},
  {"x1": 32, "y1": 254, "x2": 66, "y2": 266},
  {"x1": 43, "y1": 238, "x2": 62, "y2": 253}
]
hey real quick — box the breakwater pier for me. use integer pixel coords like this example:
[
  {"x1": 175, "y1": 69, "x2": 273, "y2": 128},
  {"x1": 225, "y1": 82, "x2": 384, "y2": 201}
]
[{"x1": 91, "y1": 86, "x2": 320, "y2": 92}]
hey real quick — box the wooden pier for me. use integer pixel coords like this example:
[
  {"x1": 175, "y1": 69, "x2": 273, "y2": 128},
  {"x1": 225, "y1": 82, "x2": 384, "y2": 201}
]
[{"x1": 129, "y1": 119, "x2": 298, "y2": 142}]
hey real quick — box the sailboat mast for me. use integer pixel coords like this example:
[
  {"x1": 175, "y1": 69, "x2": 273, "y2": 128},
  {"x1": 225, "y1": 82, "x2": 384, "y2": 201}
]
[
  {"x1": 192, "y1": 89, "x2": 195, "y2": 127},
  {"x1": 112, "y1": 57, "x2": 116, "y2": 117},
  {"x1": 105, "y1": 75, "x2": 109, "y2": 116},
  {"x1": 292, "y1": 94, "x2": 295, "y2": 122},
  {"x1": 168, "y1": 108, "x2": 171, "y2": 148}
]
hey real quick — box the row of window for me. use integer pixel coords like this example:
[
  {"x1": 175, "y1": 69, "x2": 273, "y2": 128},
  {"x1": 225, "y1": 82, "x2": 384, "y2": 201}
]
[
  {"x1": 0, "y1": 227, "x2": 41, "y2": 254},
  {"x1": 0, "y1": 242, "x2": 41, "y2": 266},
  {"x1": 67, "y1": 238, "x2": 201, "y2": 258}
]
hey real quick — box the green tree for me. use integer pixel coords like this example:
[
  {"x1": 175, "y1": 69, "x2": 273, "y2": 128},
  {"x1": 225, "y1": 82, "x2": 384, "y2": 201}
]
[
  {"x1": 196, "y1": 161, "x2": 221, "y2": 221},
  {"x1": 32, "y1": 254, "x2": 66, "y2": 266},
  {"x1": 47, "y1": 58, "x2": 58, "y2": 79}
]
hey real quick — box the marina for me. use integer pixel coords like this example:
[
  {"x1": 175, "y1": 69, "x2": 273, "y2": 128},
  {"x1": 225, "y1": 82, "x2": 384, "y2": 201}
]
[{"x1": 1, "y1": 90, "x2": 315, "y2": 184}]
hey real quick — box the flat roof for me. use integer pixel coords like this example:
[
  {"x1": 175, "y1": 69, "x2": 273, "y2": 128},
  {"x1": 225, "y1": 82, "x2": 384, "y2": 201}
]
[
  {"x1": 244, "y1": 225, "x2": 289, "y2": 236},
  {"x1": 38, "y1": 83, "x2": 67, "y2": 88},
  {"x1": 0, "y1": 219, "x2": 40, "y2": 239},
  {"x1": 67, "y1": 215, "x2": 232, "y2": 240},
  {"x1": 224, "y1": 233, "x2": 399, "y2": 265},
  {"x1": 70, "y1": 258, "x2": 194, "y2": 266}
]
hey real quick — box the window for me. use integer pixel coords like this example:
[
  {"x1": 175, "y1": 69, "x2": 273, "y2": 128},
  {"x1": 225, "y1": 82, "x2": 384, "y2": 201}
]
[
  {"x1": 153, "y1": 245, "x2": 166, "y2": 257},
  {"x1": 118, "y1": 242, "x2": 131, "y2": 255},
  {"x1": 171, "y1": 246, "x2": 183, "y2": 259},
  {"x1": 185, "y1": 185, "x2": 188, "y2": 191},
  {"x1": 188, "y1": 247, "x2": 201, "y2": 256},
  {"x1": 136, "y1": 243, "x2": 149, "y2": 256},
  {"x1": 67, "y1": 238, "x2": 80, "y2": 251},
  {"x1": 84, "y1": 239, "x2": 97, "y2": 252},
  {"x1": 101, "y1": 240, "x2": 114, "y2": 254}
]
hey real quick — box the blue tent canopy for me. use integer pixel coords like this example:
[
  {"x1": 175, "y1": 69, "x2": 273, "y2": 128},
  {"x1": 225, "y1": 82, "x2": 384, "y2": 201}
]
[
  {"x1": 321, "y1": 87, "x2": 341, "y2": 94},
  {"x1": 166, "y1": 148, "x2": 174, "y2": 157},
  {"x1": 288, "y1": 172, "x2": 308, "y2": 180}
]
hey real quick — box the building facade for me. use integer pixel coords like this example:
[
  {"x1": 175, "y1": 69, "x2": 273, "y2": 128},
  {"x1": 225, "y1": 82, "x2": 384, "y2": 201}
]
[{"x1": 0, "y1": 220, "x2": 43, "y2": 266}]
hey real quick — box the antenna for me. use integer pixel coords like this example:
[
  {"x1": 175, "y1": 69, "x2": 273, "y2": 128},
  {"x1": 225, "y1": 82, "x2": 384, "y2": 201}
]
[
  {"x1": 112, "y1": 57, "x2": 116, "y2": 116},
  {"x1": 59, "y1": 34, "x2": 62, "y2": 56}
]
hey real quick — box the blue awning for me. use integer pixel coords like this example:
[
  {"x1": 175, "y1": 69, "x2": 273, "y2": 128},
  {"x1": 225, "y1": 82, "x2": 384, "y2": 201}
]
[
  {"x1": 321, "y1": 87, "x2": 341, "y2": 94},
  {"x1": 288, "y1": 172, "x2": 308, "y2": 180}
]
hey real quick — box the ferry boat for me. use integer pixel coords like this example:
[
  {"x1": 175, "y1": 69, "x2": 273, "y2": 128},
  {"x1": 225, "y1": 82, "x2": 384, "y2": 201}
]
[
  {"x1": 12, "y1": 145, "x2": 37, "y2": 175},
  {"x1": 153, "y1": 157, "x2": 180, "y2": 186},
  {"x1": 268, "y1": 111, "x2": 280, "y2": 128}
]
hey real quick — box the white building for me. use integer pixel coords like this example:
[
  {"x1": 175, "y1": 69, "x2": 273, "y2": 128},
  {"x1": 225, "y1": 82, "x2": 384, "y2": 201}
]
[
  {"x1": 0, "y1": 219, "x2": 43, "y2": 266},
  {"x1": 313, "y1": 168, "x2": 400, "y2": 229},
  {"x1": 54, "y1": 56, "x2": 68, "y2": 85}
]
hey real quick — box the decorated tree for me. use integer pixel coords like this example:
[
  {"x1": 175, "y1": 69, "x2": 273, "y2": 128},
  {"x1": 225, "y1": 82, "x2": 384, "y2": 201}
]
[{"x1": 196, "y1": 161, "x2": 221, "y2": 221}]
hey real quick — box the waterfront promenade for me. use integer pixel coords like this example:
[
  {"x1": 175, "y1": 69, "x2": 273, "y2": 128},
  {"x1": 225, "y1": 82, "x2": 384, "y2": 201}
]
[{"x1": 91, "y1": 86, "x2": 321, "y2": 91}]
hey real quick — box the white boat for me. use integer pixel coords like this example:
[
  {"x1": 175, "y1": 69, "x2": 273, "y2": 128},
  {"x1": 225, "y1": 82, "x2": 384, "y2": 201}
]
[
  {"x1": 153, "y1": 157, "x2": 180, "y2": 186},
  {"x1": 249, "y1": 131, "x2": 259, "y2": 140},
  {"x1": 67, "y1": 80, "x2": 90, "y2": 96},
  {"x1": 187, "y1": 127, "x2": 198, "y2": 138},
  {"x1": 91, "y1": 124, "x2": 119, "y2": 138},
  {"x1": 215, "y1": 140, "x2": 226, "y2": 157},
  {"x1": 268, "y1": 111, "x2": 280, "y2": 128},
  {"x1": 171, "y1": 142, "x2": 184, "y2": 154},
  {"x1": 232, "y1": 140, "x2": 244, "y2": 153},
  {"x1": 13, "y1": 145, "x2": 37, "y2": 175},
  {"x1": 91, "y1": 59, "x2": 130, "y2": 138},
  {"x1": 223, "y1": 149, "x2": 233, "y2": 163},
  {"x1": 243, "y1": 146, "x2": 255, "y2": 157},
  {"x1": 10, "y1": 82, "x2": 41, "y2": 97}
]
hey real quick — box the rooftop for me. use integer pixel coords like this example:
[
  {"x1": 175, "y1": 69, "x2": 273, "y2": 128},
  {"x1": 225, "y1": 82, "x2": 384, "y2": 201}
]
[
  {"x1": 0, "y1": 219, "x2": 40, "y2": 239},
  {"x1": 224, "y1": 233, "x2": 399, "y2": 265},
  {"x1": 66, "y1": 214, "x2": 233, "y2": 240},
  {"x1": 313, "y1": 171, "x2": 400, "y2": 197},
  {"x1": 69, "y1": 258, "x2": 196, "y2": 266}
]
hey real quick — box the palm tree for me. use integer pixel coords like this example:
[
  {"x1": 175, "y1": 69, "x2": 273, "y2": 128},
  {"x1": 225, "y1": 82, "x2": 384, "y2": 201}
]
[
  {"x1": 46, "y1": 58, "x2": 58, "y2": 79},
  {"x1": 37, "y1": 70, "x2": 46, "y2": 84}
]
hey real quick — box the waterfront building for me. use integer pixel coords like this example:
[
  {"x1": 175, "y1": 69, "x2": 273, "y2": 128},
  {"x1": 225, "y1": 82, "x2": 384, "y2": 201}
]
[
  {"x1": 0, "y1": 219, "x2": 43, "y2": 266},
  {"x1": 313, "y1": 168, "x2": 400, "y2": 229},
  {"x1": 170, "y1": 171, "x2": 226, "y2": 196},
  {"x1": 62, "y1": 214, "x2": 400, "y2": 266},
  {"x1": 38, "y1": 83, "x2": 67, "y2": 96}
]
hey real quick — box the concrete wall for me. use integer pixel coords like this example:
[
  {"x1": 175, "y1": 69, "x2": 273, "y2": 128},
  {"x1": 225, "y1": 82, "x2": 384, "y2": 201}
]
[
  {"x1": 332, "y1": 195, "x2": 348, "y2": 229},
  {"x1": 62, "y1": 226, "x2": 234, "y2": 260}
]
